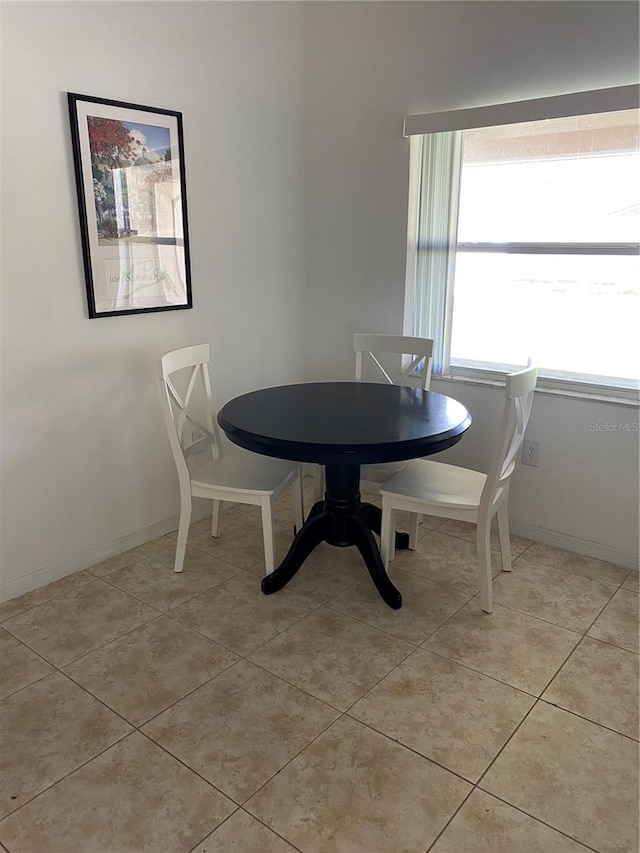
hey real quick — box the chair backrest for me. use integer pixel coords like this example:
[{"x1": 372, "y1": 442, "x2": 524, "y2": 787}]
[
  {"x1": 353, "y1": 334, "x2": 434, "y2": 390},
  {"x1": 482, "y1": 361, "x2": 538, "y2": 511},
  {"x1": 160, "y1": 345, "x2": 222, "y2": 484}
]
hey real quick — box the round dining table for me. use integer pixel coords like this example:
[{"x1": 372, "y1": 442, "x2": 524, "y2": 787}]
[{"x1": 217, "y1": 381, "x2": 471, "y2": 609}]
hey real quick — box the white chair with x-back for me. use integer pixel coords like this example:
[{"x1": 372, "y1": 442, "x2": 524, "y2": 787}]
[
  {"x1": 160, "y1": 344, "x2": 304, "y2": 574},
  {"x1": 379, "y1": 361, "x2": 537, "y2": 613}
]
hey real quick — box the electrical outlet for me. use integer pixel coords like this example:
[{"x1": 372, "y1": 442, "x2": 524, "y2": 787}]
[{"x1": 522, "y1": 439, "x2": 540, "y2": 467}]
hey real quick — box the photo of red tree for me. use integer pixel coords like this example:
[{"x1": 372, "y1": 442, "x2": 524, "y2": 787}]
[
  {"x1": 88, "y1": 116, "x2": 136, "y2": 168},
  {"x1": 87, "y1": 115, "x2": 173, "y2": 243}
]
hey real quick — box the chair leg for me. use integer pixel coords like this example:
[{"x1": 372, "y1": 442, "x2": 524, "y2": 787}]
[
  {"x1": 211, "y1": 500, "x2": 221, "y2": 537},
  {"x1": 380, "y1": 498, "x2": 395, "y2": 569},
  {"x1": 293, "y1": 471, "x2": 304, "y2": 529},
  {"x1": 261, "y1": 497, "x2": 277, "y2": 576},
  {"x1": 313, "y1": 465, "x2": 324, "y2": 503},
  {"x1": 408, "y1": 513, "x2": 420, "y2": 550},
  {"x1": 476, "y1": 521, "x2": 493, "y2": 613},
  {"x1": 496, "y1": 501, "x2": 512, "y2": 572},
  {"x1": 175, "y1": 490, "x2": 192, "y2": 573}
]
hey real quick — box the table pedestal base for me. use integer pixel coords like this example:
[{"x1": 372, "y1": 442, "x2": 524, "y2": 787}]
[{"x1": 261, "y1": 464, "x2": 406, "y2": 609}]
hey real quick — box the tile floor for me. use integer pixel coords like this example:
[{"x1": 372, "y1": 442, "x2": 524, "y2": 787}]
[{"x1": 0, "y1": 480, "x2": 638, "y2": 853}]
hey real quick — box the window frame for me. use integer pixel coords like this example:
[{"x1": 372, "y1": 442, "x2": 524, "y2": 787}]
[{"x1": 403, "y1": 85, "x2": 640, "y2": 403}]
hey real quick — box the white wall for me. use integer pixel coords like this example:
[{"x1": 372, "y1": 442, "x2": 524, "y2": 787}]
[
  {"x1": 432, "y1": 380, "x2": 639, "y2": 567},
  {"x1": 0, "y1": 2, "x2": 306, "y2": 599},
  {"x1": 1, "y1": 2, "x2": 638, "y2": 602},
  {"x1": 301, "y1": 1, "x2": 640, "y2": 566}
]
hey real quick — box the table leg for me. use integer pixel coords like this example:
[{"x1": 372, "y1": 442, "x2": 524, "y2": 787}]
[
  {"x1": 349, "y1": 514, "x2": 402, "y2": 609},
  {"x1": 262, "y1": 509, "x2": 330, "y2": 595},
  {"x1": 262, "y1": 463, "x2": 403, "y2": 608}
]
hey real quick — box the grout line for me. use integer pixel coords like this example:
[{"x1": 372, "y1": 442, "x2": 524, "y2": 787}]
[
  {"x1": 531, "y1": 632, "x2": 586, "y2": 699},
  {"x1": 446, "y1": 787, "x2": 604, "y2": 853},
  {"x1": 323, "y1": 576, "x2": 473, "y2": 647},
  {"x1": 340, "y1": 714, "x2": 475, "y2": 788},
  {"x1": 479, "y1": 596, "x2": 609, "y2": 636},
  {"x1": 59, "y1": 611, "x2": 166, "y2": 668},
  {"x1": 236, "y1": 713, "x2": 345, "y2": 808},
  {"x1": 0, "y1": 668, "x2": 55, "y2": 703},
  {"x1": 415, "y1": 642, "x2": 545, "y2": 699},
  {"x1": 245, "y1": 654, "x2": 347, "y2": 717},
  {"x1": 136, "y1": 655, "x2": 242, "y2": 730},
  {"x1": 405, "y1": 523, "x2": 629, "y2": 587},
  {"x1": 97, "y1": 562, "x2": 245, "y2": 615},
  {"x1": 160, "y1": 579, "x2": 324, "y2": 658},
  {"x1": 580, "y1": 583, "x2": 625, "y2": 635},
  {"x1": 1, "y1": 580, "x2": 166, "y2": 669},
  {"x1": 238, "y1": 809, "x2": 306, "y2": 853},
  {"x1": 513, "y1": 554, "x2": 630, "y2": 588},
  {"x1": 2, "y1": 519, "x2": 635, "y2": 851},
  {"x1": 57, "y1": 669, "x2": 143, "y2": 730},
  {"x1": 0, "y1": 573, "x2": 96, "y2": 624},
  {"x1": 185, "y1": 808, "x2": 305, "y2": 853},
  {"x1": 135, "y1": 729, "x2": 241, "y2": 805},
  {"x1": 185, "y1": 810, "x2": 240, "y2": 853},
  {"x1": 473, "y1": 696, "x2": 542, "y2": 788},
  {"x1": 538, "y1": 693, "x2": 640, "y2": 743},
  {"x1": 0, "y1": 726, "x2": 133, "y2": 826},
  {"x1": 578, "y1": 632, "x2": 640, "y2": 655},
  {"x1": 423, "y1": 786, "x2": 476, "y2": 853}
]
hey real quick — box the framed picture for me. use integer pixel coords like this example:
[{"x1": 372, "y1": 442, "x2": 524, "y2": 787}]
[{"x1": 68, "y1": 93, "x2": 192, "y2": 318}]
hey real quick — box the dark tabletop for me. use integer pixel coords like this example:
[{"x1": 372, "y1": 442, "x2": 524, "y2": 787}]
[{"x1": 218, "y1": 382, "x2": 472, "y2": 466}]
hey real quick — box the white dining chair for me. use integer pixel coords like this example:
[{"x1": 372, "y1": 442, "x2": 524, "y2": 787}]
[
  {"x1": 160, "y1": 344, "x2": 304, "y2": 574},
  {"x1": 379, "y1": 361, "x2": 537, "y2": 613},
  {"x1": 313, "y1": 334, "x2": 434, "y2": 502}
]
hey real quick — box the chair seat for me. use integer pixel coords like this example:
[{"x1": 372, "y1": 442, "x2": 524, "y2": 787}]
[
  {"x1": 191, "y1": 448, "x2": 299, "y2": 494},
  {"x1": 380, "y1": 458, "x2": 487, "y2": 511}
]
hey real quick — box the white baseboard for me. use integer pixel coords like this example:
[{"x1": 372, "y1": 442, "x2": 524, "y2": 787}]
[
  {"x1": 86, "y1": 515, "x2": 182, "y2": 566},
  {"x1": 0, "y1": 555, "x2": 91, "y2": 605},
  {"x1": 2, "y1": 510, "x2": 636, "y2": 605},
  {"x1": 0, "y1": 510, "x2": 203, "y2": 605},
  {"x1": 510, "y1": 521, "x2": 639, "y2": 571}
]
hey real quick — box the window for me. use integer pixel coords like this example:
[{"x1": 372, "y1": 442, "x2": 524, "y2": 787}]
[{"x1": 404, "y1": 86, "x2": 640, "y2": 397}]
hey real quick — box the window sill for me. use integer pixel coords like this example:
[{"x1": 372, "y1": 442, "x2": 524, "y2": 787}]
[{"x1": 434, "y1": 372, "x2": 640, "y2": 407}]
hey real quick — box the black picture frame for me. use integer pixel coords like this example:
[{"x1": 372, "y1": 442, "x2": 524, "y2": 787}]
[{"x1": 68, "y1": 93, "x2": 192, "y2": 318}]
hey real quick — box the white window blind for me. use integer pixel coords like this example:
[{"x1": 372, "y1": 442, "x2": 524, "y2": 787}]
[{"x1": 404, "y1": 85, "x2": 640, "y2": 397}]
